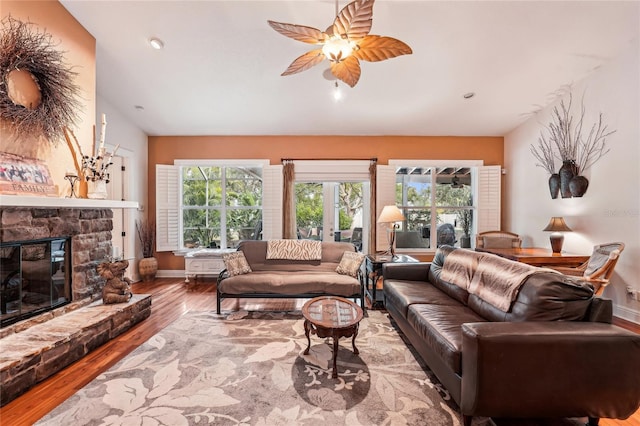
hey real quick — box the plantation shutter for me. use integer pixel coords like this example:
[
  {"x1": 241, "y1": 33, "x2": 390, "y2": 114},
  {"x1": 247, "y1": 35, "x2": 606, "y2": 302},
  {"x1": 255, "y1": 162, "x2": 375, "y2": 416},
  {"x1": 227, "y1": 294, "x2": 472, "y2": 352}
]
[
  {"x1": 476, "y1": 165, "x2": 501, "y2": 234},
  {"x1": 376, "y1": 165, "x2": 397, "y2": 252},
  {"x1": 156, "y1": 164, "x2": 180, "y2": 252},
  {"x1": 262, "y1": 165, "x2": 283, "y2": 240}
]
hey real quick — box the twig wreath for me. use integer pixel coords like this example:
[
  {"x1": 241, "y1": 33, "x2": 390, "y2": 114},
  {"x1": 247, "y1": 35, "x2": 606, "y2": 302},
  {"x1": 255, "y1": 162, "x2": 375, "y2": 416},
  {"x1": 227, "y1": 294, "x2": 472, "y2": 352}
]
[{"x1": 0, "y1": 16, "x2": 81, "y2": 142}]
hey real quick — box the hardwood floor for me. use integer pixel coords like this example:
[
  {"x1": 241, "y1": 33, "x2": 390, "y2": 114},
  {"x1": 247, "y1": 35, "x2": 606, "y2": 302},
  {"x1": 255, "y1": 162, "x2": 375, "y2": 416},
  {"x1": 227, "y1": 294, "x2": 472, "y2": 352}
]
[{"x1": 1, "y1": 278, "x2": 638, "y2": 425}]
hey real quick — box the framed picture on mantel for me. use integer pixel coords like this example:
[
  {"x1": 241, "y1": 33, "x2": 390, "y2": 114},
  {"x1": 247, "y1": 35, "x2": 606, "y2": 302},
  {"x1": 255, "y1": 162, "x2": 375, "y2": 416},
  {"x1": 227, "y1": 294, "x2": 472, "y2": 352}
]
[{"x1": 0, "y1": 152, "x2": 57, "y2": 196}]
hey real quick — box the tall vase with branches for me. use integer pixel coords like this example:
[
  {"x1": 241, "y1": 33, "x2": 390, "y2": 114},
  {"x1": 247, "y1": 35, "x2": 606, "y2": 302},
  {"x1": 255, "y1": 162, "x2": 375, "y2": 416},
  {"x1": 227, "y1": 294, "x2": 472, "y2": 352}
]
[
  {"x1": 136, "y1": 219, "x2": 157, "y2": 282},
  {"x1": 532, "y1": 93, "x2": 615, "y2": 198}
]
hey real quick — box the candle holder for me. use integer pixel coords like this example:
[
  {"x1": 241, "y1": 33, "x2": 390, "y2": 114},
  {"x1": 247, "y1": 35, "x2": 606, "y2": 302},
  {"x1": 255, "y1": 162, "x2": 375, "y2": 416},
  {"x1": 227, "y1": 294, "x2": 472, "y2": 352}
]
[{"x1": 64, "y1": 173, "x2": 79, "y2": 198}]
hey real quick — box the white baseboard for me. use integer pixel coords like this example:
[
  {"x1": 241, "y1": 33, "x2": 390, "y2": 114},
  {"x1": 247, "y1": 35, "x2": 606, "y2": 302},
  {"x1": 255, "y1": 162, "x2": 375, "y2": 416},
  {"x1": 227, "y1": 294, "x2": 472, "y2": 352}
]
[{"x1": 614, "y1": 304, "x2": 640, "y2": 325}]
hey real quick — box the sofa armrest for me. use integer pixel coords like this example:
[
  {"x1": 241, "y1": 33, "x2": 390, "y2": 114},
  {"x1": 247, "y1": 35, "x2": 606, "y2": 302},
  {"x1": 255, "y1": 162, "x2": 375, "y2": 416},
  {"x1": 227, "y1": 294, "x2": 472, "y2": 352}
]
[
  {"x1": 382, "y1": 262, "x2": 431, "y2": 282},
  {"x1": 461, "y1": 321, "x2": 640, "y2": 419}
]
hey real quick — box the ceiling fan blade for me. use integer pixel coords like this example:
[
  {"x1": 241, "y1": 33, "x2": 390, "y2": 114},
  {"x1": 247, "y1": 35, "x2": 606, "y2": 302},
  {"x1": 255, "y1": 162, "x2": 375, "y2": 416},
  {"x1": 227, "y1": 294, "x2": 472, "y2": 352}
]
[
  {"x1": 268, "y1": 20, "x2": 327, "y2": 44},
  {"x1": 353, "y1": 35, "x2": 412, "y2": 62},
  {"x1": 330, "y1": 56, "x2": 361, "y2": 87},
  {"x1": 331, "y1": 0, "x2": 374, "y2": 41},
  {"x1": 281, "y1": 49, "x2": 326, "y2": 76}
]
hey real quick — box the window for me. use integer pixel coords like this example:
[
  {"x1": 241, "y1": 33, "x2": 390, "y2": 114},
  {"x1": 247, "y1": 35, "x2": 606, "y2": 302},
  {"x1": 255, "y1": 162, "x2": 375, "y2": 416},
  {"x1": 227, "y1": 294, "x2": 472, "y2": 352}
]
[
  {"x1": 395, "y1": 167, "x2": 474, "y2": 249},
  {"x1": 181, "y1": 165, "x2": 262, "y2": 249},
  {"x1": 156, "y1": 160, "x2": 280, "y2": 252},
  {"x1": 376, "y1": 161, "x2": 500, "y2": 252}
]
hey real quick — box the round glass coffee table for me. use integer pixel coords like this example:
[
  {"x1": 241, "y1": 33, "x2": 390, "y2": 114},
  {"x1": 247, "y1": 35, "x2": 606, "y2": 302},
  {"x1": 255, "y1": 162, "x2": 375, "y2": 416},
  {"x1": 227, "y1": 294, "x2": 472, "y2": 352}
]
[{"x1": 301, "y1": 296, "x2": 364, "y2": 378}]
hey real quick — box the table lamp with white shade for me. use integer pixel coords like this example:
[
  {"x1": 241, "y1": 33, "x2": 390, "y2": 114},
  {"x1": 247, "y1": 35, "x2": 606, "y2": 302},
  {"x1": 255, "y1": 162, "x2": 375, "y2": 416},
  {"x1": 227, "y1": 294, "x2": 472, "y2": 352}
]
[{"x1": 377, "y1": 205, "x2": 405, "y2": 257}]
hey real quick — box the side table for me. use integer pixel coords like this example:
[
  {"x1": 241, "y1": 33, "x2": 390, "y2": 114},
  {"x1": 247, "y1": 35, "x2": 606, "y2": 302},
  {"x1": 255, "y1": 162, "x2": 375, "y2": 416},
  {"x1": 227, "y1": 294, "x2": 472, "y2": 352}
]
[{"x1": 365, "y1": 254, "x2": 418, "y2": 308}]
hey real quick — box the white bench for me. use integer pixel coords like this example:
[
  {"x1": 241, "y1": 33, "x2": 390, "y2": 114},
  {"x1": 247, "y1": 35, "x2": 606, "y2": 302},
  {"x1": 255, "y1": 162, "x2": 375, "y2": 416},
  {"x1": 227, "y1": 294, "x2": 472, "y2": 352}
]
[{"x1": 184, "y1": 248, "x2": 235, "y2": 283}]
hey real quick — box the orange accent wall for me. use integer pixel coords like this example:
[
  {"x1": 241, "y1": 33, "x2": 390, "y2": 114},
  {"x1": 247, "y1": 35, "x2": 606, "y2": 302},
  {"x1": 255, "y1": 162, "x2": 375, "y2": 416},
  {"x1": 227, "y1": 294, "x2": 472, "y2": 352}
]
[
  {"x1": 148, "y1": 135, "x2": 504, "y2": 270},
  {"x1": 1, "y1": 0, "x2": 96, "y2": 195}
]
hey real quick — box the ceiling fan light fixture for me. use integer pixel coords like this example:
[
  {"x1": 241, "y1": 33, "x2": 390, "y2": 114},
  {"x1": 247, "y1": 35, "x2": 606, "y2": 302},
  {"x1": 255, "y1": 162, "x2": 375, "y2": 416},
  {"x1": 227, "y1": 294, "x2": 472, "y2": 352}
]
[
  {"x1": 268, "y1": 0, "x2": 411, "y2": 88},
  {"x1": 322, "y1": 36, "x2": 355, "y2": 62}
]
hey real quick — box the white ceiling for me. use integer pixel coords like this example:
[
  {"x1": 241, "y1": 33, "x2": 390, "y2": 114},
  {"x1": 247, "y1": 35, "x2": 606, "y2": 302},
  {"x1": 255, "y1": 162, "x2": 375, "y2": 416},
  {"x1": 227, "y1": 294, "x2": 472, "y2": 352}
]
[{"x1": 60, "y1": 0, "x2": 639, "y2": 137}]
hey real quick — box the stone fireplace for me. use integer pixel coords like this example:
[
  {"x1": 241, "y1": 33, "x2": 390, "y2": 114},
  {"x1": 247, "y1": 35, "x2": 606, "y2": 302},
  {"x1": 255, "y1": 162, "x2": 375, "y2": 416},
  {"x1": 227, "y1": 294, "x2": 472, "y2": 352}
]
[
  {"x1": 0, "y1": 203, "x2": 151, "y2": 406},
  {"x1": 0, "y1": 207, "x2": 114, "y2": 332}
]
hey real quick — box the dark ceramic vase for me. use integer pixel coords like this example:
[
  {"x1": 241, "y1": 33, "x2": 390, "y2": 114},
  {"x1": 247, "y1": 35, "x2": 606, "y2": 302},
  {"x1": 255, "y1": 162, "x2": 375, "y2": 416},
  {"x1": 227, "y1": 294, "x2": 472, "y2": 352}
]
[
  {"x1": 559, "y1": 161, "x2": 577, "y2": 198},
  {"x1": 569, "y1": 175, "x2": 589, "y2": 197},
  {"x1": 548, "y1": 173, "x2": 560, "y2": 199}
]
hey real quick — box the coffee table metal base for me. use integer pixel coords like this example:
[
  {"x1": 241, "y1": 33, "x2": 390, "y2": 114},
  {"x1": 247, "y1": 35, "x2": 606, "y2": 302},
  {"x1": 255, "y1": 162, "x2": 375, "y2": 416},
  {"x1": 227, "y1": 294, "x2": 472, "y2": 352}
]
[{"x1": 303, "y1": 319, "x2": 360, "y2": 379}]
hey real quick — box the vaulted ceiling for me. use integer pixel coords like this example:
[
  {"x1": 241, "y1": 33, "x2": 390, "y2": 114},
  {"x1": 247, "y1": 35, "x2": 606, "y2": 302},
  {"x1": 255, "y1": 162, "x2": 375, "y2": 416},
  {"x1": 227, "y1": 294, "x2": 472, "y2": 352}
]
[{"x1": 60, "y1": 0, "x2": 639, "y2": 137}]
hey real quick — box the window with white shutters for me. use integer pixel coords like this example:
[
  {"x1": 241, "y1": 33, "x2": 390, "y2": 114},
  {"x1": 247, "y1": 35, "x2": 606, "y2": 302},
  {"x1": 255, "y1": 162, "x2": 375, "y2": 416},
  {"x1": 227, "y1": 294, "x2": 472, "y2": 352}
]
[
  {"x1": 156, "y1": 160, "x2": 275, "y2": 250},
  {"x1": 377, "y1": 161, "x2": 499, "y2": 251}
]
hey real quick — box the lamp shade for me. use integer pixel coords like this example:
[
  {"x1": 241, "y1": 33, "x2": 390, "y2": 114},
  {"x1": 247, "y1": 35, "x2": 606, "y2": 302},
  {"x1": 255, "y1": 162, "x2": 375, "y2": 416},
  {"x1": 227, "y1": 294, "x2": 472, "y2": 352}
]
[
  {"x1": 378, "y1": 205, "x2": 405, "y2": 223},
  {"x1": 543, "y1": 217, "x2": 572, "y2": 232}
]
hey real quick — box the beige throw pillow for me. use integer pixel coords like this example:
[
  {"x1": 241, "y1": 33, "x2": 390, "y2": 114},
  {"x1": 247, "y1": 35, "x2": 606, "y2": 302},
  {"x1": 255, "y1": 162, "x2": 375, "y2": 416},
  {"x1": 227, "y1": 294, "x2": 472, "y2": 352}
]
[
  {"x1": 223, "y1": 251, "x2": 252, "y2": 276},
  {"x1": 336, "y1": 251, "x2": 366, "y2": 277}
]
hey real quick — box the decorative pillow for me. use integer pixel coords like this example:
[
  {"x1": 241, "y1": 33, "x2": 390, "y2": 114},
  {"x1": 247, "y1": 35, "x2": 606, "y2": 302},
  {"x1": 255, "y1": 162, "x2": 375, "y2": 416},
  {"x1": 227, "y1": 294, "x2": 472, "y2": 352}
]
[
  {"x1": 222, "y1": 251, "x2": 252, "y2": 276},
  {"x1": 483, "y1": 236, "x2": 517, "y2": 249},
  {"x1": 266, "y1": 239, "x2": 322, "y2": 260},
  {"x1": 336, "y1": 251, "x2": 366, "y2": 277}
]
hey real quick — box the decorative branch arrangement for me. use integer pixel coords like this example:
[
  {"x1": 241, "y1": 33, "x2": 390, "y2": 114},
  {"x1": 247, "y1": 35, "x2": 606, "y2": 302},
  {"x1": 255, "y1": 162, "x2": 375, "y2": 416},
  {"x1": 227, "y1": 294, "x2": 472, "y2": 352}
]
[
  {"x1": 530, "y1": 93, "x2": 616, "y2": 198},
  {"x1": 63, "y1": 113, "x2": 119, "y2": 198},
  {"x1": 0, "y1": 16, "x2": 80, "y2": 142}
]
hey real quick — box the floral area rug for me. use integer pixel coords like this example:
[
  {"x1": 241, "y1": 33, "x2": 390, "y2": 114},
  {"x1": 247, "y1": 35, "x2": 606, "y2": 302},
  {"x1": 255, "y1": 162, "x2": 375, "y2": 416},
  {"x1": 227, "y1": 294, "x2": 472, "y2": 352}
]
[{"x1": 36, "y1": 310, "x2": 583, "y2": 426}]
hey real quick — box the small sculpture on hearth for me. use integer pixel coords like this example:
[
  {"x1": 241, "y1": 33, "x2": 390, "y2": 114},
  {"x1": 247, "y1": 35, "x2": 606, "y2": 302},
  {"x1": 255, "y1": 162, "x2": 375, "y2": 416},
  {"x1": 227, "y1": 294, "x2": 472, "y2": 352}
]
[{"x1": 97, "y1": 260, "x2": 133, "y2": 304}]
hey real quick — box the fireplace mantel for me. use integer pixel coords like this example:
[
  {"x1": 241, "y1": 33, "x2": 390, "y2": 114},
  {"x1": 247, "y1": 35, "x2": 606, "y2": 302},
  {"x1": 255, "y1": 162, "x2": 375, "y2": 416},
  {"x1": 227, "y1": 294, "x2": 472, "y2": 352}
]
[{"x1": 0, "y1": 195, "x2": 139, "y2": 209}]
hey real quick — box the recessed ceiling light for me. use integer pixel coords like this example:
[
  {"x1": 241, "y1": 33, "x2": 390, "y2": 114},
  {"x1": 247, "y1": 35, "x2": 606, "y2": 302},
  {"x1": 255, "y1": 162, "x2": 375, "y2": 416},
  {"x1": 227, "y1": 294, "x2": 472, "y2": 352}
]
[
  {"x1": 149, "y1": 38, "x2": 164, "y2": 50},
  {"x1": 463, "y1": 92, "x2": 475, "y2": 99}
]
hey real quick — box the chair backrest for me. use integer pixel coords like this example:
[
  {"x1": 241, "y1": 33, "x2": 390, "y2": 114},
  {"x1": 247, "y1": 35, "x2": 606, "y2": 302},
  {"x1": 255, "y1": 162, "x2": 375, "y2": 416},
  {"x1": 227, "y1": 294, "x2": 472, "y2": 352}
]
[
  {"x1": 475, "y1": 230, "x2": 522, "y2": 249},
  {"x1": 584, "y1": 242, "x2": 625, "y2": 282}
]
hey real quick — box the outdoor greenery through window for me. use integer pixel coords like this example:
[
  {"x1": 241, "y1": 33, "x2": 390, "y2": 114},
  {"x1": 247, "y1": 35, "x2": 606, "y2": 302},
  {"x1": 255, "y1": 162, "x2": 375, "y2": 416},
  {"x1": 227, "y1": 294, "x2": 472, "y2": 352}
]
[
  {"x1": 181, "y1": 165, "x2": 262, "y2": 249},
  {"x1": 395, "y1": 166, "x2": 474, "y2": 249}
]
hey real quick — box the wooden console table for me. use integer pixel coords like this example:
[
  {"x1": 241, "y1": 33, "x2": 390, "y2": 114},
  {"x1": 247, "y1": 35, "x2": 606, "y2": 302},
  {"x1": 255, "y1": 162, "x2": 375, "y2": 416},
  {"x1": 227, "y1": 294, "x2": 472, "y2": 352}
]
[{"x1": 475, "y1": 247, "x2": 589, "y2": 268}]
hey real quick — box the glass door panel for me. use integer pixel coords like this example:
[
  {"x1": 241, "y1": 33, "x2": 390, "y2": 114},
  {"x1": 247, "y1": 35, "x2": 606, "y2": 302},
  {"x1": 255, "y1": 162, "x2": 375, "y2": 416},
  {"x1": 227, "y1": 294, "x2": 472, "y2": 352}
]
[{"x1": 295, "y1": 181, "x2": 367, "y2": 252}]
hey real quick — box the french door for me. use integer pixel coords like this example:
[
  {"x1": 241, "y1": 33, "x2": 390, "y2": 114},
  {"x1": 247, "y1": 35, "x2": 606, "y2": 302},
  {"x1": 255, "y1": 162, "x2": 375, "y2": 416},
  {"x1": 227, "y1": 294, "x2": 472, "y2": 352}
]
[{"x1": 295, "y1": 181, "x2": 368, "y2": 252}]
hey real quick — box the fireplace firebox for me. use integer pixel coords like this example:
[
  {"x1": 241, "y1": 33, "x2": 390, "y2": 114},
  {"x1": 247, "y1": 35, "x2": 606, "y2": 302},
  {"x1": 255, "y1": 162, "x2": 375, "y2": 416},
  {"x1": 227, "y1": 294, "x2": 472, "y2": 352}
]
[{"x1": 0, "y1": 237, "x2": 72, "y2": 328}]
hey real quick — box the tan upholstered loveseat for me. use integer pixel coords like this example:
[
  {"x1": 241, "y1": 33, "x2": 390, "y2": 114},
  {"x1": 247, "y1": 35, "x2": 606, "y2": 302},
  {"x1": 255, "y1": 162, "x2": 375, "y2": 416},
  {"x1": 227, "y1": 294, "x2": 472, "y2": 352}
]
[
  {"x1": 216, "y1": 240, "x2": 364, "y2": 314},
  {"x1": 383, "y1": 246, "x2": 640, "y2": 426}
]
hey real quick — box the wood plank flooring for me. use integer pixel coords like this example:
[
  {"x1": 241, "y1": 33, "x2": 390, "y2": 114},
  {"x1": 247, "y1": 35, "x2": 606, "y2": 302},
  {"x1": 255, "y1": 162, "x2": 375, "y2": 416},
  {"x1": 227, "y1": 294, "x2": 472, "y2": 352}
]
[{"x1": 0, "y1": 277, "x2": 638, "y2": 426}]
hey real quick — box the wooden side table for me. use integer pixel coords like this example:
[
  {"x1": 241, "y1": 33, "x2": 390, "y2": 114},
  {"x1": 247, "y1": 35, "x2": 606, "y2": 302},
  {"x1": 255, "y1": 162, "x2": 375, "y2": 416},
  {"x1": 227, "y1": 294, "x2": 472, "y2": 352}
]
[
  {"x1": 302, "y1": 296, "x2": 364, "y2": 378},
  {"x1": 365, "y1": 254, "x2": 418, "y2": 308}
]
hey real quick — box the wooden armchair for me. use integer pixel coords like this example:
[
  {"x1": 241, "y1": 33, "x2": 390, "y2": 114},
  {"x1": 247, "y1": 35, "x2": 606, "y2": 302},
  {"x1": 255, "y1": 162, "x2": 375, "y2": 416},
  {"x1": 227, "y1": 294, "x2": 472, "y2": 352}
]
[
  {"x1": 549, "y1": 242, "x2": 625, "y2": 296},
  {"x1": 475, "y1": 231, "x2": 522, "y2": 249}
]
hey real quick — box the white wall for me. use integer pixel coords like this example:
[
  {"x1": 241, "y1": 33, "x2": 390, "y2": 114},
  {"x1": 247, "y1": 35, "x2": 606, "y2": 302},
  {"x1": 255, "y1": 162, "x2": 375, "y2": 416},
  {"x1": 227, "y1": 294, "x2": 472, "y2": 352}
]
[
  {"x1": 504, "y1": 39, "x2": 640, "y2": 324},
  {"x1": 96, "y1": 95, "x2": 148, "y2": 280}
]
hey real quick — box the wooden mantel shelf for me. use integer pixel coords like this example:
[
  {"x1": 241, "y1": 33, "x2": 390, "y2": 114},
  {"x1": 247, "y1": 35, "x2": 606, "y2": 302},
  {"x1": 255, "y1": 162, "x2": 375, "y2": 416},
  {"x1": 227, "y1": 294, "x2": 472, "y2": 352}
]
[{"x1": 0, "y1": 194, "x2": 139, "y2": 209}]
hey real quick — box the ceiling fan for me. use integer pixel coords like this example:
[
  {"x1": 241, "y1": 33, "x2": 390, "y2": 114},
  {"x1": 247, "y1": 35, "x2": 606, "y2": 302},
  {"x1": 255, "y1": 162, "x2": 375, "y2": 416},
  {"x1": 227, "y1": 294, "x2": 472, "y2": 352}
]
[{"x1": 268, "y1": 0, "x2": 412, "y2": 88}]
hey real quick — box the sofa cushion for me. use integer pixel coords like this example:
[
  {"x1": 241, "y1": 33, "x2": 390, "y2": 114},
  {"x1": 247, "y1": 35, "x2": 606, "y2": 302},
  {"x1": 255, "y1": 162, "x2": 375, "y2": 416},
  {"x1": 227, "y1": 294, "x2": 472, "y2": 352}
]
[
  {"x1": 222, "y1": 251, "x2": 252, "y2": 276},
  {"x1": 218, "y1": 271, "x2": 361, "y2": 297},
  {"x1": 336, "y1": 251, "x2": 365, "y2": 277},
  {"x1": 428, "y1": 246, "x2": 470, "y2": 305},
  {"x1": 238, "y1": 240, "x2": 355, "y2": 272},
  {"x1": 468, "y1": 272, "x2": 595, "y2": 322},
  {"x1": 408, "y1": 303, "x2": 486, "y2": 375},
  {"x1": 384, "y1": 280, "x2": 463, "y2": 320}
]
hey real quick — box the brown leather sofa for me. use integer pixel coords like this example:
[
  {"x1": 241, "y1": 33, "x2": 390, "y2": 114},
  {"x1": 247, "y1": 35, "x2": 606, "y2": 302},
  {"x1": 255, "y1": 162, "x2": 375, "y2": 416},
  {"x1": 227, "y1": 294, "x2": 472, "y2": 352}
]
[
  {"x1": 383, "y1": 246, "x2": 640, "y2": 426},
  {"x1": 217, "y1": 240, "x2": 364, "y2": 314}
]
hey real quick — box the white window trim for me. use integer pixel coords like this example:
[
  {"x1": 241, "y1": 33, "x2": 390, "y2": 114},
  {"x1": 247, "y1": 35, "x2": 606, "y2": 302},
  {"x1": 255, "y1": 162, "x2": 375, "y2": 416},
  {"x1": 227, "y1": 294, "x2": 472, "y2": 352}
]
[
  {"x1": 157, "y1": 160, "x2": 274, "y2": 253},
  {"x1": 382, "y1": 159, "x2": 498, "y2": 254}
]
